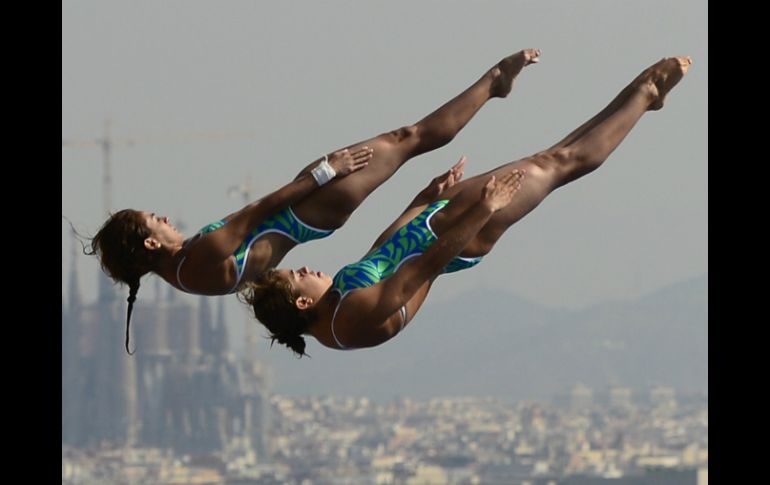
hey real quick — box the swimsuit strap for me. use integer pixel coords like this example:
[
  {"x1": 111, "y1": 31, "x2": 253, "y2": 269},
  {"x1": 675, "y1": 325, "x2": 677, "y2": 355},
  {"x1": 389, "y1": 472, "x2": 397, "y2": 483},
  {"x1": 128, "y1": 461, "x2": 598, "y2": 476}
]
[
  {"x1": 176, "y1": 255, "x2": 192, "y2": 293},
  {"x1": 175, "y1": 233, "x2": 204, "y2": 294},
  {"x1": 399, "y1": 305, "x2": 407, "y2": 331},
  {"x1": 330, "y1": 290, "x2": 407, "y2": 350},
  {"x1": 330, "y1": 290, "x2": 351, "y2": 350}
]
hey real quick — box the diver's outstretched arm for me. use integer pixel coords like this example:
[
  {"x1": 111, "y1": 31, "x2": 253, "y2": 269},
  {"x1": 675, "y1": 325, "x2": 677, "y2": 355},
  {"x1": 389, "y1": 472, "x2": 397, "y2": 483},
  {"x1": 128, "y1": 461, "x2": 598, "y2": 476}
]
[
  {"x1": 335, "y1": 170, "x2": 523, "y2": 347},
  {"x1": 191, "y1": 148, "x2": 372, "y2": 265},
  {"x1": 290, "y1": 49, "x2": 540, "y2": 230},
  {"x1": 366, "y1": 157, "x2": 467, "y2": 254}
]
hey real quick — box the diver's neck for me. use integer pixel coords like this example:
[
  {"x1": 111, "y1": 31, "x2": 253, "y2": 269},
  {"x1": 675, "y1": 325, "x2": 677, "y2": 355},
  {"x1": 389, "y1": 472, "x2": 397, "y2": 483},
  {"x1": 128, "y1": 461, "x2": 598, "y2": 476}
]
[{"x1": 305, "y1": 289, "x2": 339, "y2": 340}]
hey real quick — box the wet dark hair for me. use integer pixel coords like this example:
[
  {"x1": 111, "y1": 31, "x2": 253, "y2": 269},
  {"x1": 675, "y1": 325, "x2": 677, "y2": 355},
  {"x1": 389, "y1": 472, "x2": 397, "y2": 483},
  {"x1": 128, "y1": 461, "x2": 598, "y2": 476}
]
[
  {"x1": 239, "y1": 269, "x2": 314, "y2": 357},
  {"x1": 84, "y1": 209, "x2": 156, "y2": 355}
]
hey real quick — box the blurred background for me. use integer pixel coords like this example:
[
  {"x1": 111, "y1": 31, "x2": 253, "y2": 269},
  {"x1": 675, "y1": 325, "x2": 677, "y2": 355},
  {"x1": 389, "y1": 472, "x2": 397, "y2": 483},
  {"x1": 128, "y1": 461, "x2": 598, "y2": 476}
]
[{"x1": 62, "y1": 1, "x2": 707, "y2": 483}]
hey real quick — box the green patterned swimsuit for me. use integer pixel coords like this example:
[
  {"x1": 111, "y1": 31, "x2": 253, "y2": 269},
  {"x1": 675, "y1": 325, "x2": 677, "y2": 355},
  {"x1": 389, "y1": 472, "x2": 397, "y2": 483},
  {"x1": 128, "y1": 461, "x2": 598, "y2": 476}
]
[
  {"x1": 176, "y1": 206, "x2": 334, "y2": 294},
  {"x1": 330, "y1": 199, "x2": 482, "y2": 349}
]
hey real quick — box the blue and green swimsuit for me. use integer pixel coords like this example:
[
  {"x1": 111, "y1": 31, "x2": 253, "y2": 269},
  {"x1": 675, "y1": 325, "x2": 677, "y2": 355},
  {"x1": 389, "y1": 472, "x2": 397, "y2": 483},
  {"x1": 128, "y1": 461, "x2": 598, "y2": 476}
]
[
  {"x1": 176, "y1": 206, "x2": 333, "y2": 294},
  {"x1": 330, "y1": 199, "x2": 483, "y2": 349}
]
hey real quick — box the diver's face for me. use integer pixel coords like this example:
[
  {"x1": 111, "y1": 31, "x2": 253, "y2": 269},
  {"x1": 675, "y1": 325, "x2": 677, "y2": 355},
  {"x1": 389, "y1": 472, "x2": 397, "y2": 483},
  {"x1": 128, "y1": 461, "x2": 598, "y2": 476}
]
[
  {"x1": 141, "y1": 211, "x2": 183, "y2": 247},
  {"x1": 278, "y1": 266, "x2": 332, "y2": 305}
]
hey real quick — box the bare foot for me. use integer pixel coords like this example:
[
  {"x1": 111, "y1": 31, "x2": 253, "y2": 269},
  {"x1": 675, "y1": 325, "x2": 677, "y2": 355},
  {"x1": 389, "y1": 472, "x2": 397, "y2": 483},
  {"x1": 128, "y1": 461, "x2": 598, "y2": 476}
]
[
  {"x1": 489, "y1": 49, "x2": 541, "y2": 98},
  {"x1": 635, "y1": 56, "x2": 692, "y2": 111}
]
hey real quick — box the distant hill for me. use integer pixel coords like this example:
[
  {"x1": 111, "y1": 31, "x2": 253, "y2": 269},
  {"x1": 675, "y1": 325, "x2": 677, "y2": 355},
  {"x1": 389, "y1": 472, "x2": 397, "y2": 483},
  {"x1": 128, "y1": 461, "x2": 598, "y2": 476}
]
[{"x1": 259, "y1": 275, "x2": 708, "y2": 402}]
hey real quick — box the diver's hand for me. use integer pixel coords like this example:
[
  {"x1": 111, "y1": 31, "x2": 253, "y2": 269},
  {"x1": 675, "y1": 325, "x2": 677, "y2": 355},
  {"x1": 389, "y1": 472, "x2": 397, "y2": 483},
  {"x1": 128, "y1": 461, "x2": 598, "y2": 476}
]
[
  {"x1": 480, "y1": 169, "x2": 525, "y2": 212},
  {"x1": 327, "y1": 147, "x2": 374, "y2": 177},
  {"x1": 421, "y1": 156, "x2": 466, "y2": 200}
]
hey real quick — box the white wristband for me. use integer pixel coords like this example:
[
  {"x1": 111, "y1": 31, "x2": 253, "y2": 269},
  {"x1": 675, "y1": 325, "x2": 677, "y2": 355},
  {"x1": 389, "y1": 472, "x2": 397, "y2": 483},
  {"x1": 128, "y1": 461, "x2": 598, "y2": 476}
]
[{"x1": 311, "y1": 155, "x2": 336, "y2": 186}]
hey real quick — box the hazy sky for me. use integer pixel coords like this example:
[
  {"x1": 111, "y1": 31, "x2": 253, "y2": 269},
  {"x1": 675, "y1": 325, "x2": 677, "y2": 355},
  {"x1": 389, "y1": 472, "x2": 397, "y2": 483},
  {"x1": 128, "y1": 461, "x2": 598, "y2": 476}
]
[{"x1": 62, "y1": 1, "x2": 707, "y2": 352}]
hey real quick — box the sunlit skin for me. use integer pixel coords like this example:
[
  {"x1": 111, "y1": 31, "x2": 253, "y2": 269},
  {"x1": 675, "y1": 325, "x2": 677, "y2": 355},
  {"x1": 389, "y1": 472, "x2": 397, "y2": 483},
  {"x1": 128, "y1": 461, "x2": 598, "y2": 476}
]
[
  {"x1": 125, "y1": 49, "x2": 541, "y2": 296},
  {"x1": 262, "y1": 56, "x2": 691, "y2": 352}
]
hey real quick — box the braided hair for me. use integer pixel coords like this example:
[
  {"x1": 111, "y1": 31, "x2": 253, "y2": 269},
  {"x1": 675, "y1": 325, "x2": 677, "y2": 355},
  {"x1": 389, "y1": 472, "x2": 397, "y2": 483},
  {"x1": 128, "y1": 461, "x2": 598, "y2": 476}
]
[{"x1": 125, "y1": 279, "x2": 140, "y2": 355}]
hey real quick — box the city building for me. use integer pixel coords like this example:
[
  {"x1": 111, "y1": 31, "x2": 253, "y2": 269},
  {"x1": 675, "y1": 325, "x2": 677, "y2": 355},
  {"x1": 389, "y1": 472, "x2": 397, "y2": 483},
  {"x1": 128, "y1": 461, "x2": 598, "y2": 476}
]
[{"x1": 62, "y1": 244, "x2": 271, "y2": 459}]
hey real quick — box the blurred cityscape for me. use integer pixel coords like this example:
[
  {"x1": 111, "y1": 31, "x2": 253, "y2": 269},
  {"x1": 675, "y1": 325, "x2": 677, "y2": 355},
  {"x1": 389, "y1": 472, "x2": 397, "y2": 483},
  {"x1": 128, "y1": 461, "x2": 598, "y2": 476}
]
[{"x1": 62, "y1": 250, "x2": 707, "y2": 485}]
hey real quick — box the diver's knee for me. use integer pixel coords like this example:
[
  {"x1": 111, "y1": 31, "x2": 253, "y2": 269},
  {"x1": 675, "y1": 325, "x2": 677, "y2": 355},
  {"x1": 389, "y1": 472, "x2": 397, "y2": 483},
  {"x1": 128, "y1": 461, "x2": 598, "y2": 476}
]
[
  {"x1": 536, "y1": 147, "x2": 573, "y2": 167},
  {"x1": 387, "y1": 125, "x2": 419, "y2": 144},
  {"x1": 461, "y1": 239, "x2": 494, "y2": 259},
  {"x1": 537, "y1": 147, "x2": 605, "y2": 186},
  {"x1": 527, "y1": 147, "x2": 582, "y2": 179}
]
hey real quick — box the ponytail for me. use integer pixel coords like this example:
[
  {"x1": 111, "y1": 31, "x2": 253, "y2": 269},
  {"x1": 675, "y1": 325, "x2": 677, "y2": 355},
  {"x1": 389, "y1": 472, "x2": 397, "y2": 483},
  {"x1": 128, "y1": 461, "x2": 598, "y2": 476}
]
[
  {"x1": 125, "y1": 279, "x2": 140, "y2": 355},
  {"x1": 271, "y1": 333, "x2": 307, "y2": 357}
]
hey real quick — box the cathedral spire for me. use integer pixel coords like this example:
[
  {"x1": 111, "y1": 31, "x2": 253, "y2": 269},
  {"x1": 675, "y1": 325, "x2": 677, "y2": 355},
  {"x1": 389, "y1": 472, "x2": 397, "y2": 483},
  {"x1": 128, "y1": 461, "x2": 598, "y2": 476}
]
[
  {"x1": 216, "y1": 297, "x2": 228, "y2": 355},
  {"x1": 68, "y1": 232, "x2": 82, "y2": 313}
]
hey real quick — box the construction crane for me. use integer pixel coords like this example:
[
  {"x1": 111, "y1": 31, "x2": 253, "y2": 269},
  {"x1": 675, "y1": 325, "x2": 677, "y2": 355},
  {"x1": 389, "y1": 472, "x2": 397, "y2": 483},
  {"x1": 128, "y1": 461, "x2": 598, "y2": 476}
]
[
  {"x1": 63, "y1": 119, "x2": 259, "y2": 301},
  {"x1": 62, "y1": 118, "x2": 259, "y2": 216}
]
